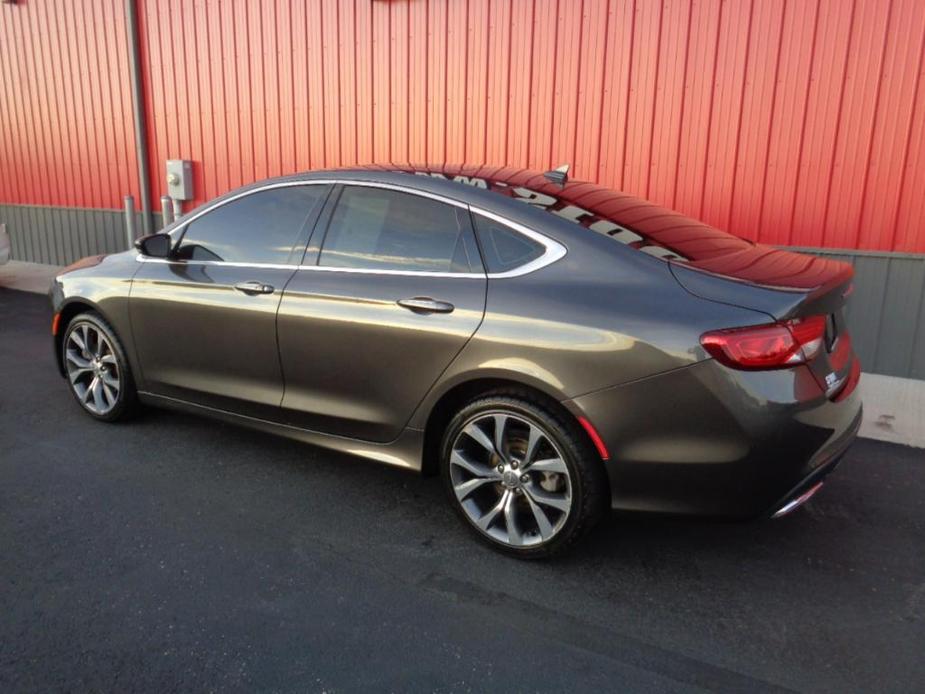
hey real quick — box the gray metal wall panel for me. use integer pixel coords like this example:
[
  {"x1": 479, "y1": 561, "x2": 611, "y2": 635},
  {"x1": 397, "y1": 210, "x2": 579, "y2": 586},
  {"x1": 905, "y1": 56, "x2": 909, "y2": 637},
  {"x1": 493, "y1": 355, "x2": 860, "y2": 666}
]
[
  {"x1": 0, "y1": 205, "x2": 160, "y2": 262},
  {"x1": 75, "y1": 209, "x2": 89, "y2": 260},
  {"x1": 846, "y1": 255, "x2": 889, "y2": 370},
  {"x1": 50, "y1": 208, "x2": 63, "y2": 265},
  {"x1": 44, "y1": 209, "x2": 56, "y2": 264},
  {"x1": 913, "y1": 285, "x2": 925, "y2": 381},
  {"x1": 7, "y1": 209, "x2": 21, "y2": 259},
  {"x1": 876, "y1": 259, "x2": 925, "y2": 377},
  {"x1": 107, "y1": 213, "x2": 119, "y2": 254},
  {"x1": 798, "y1": 248, "x2": 925, "y2": 381},
  {"x1": 31, "y1": 209, "x2": 46, "y2": 264},
  {"x1": 23, "y1": 209, "x2": 35, "y2": 263},
  {"x1": 97, "y1": 212, "x2": 110, "y2": 255},
  {"x1": 0, "y1": 204, "x2": 128, "y2": 266},
  {"x1": 8, "y1": 208, "x2": 21, "y2": 259}
]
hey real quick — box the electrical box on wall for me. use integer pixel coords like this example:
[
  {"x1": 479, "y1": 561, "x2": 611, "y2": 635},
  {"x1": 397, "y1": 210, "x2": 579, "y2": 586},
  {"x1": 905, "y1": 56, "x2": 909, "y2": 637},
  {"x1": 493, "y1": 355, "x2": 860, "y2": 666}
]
[{"x1": 165, "y1": 160, "x2": 193, "y2": 201}]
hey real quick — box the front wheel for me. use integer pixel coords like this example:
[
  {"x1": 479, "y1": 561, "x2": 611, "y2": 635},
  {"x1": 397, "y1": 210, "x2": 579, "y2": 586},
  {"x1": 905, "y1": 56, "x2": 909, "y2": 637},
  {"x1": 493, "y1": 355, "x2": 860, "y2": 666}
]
[
  {"x1": 440, "y1": 394, "x2": 607, "y2": 558},
  {"x1": 62, "y1": 312, "x2": 139, "y2": 422}
]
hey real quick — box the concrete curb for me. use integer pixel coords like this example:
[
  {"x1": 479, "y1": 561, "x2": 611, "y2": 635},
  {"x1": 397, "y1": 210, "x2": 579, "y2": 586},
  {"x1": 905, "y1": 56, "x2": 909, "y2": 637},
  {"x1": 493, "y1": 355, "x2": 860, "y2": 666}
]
[
  {"x1": 2, "y1": 260, "x2": 922, "y2": 448},
  {"x1": 857, "y1": 374, "x2": 925, "y2": 449}
]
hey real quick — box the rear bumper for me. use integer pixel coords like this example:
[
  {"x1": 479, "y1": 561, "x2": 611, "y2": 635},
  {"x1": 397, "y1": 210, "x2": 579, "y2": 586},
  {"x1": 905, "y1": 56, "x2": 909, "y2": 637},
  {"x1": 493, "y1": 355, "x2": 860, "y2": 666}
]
[
  {"x1": 768, "y1": 406, "x2": 860, "y2": 517},
  {"x1": 564, "y1": 358, "x2": 863, "y2": 518}
]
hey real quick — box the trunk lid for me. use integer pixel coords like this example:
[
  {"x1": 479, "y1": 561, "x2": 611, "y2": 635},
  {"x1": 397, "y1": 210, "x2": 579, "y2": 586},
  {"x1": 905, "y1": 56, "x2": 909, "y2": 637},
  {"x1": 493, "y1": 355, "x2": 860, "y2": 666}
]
[
  {"x1": 671, "y1": 254, "x2": 857, "y2": 400},
  {"x1": 667, "y1": 244, "x2": 854, "y2": 319}
]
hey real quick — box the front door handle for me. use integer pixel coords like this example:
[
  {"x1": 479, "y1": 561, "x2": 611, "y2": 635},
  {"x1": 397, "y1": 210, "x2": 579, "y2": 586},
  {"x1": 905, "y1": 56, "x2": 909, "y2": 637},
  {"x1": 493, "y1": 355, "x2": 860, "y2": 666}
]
[
  {"x1": 234, "y1": 280, "x2": 275, "y2": 295},
  {"x1": 397, "y1": 297, "x2": 455, "y2": 314}
]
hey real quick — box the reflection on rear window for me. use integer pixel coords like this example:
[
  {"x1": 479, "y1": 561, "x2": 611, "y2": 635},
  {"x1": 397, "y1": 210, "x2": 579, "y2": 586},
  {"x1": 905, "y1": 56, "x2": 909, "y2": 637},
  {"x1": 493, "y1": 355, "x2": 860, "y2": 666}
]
[
  {"x1": 412, "y1": 170, "x2": 757, "y2": 264},
  {"x1": 320, "y1": 186, "x2": 474, "y2": 273}
]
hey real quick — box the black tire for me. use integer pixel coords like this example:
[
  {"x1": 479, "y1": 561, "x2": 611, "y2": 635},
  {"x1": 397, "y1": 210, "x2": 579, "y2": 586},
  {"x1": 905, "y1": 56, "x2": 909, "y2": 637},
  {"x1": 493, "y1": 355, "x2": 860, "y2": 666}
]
[
  {"x1": 61, "y1": 311, "x2": 139, "y2": 422},
  {"x1": 440, "y1": 391, "x2": 608, "y2": 558}
]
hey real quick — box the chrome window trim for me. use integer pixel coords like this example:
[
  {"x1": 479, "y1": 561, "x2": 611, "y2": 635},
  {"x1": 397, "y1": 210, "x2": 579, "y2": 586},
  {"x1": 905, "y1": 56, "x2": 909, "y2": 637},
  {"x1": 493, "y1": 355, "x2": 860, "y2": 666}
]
[
  {"x1": 299, "y1": 265, "x2": 486, "y2": 279},
  {"x1": 163, "y1": 179, "x2": 337, "y2": 238},
  {"x1": 147, "y1": 178, "x2": 567, "y2": 279},
  {"x1": 135, "y1": 255, "x2": 297, "y2": 271},
  {"x1": 135, "y1": 253, "x2": 485, "y2": 278},
  {"x1": 331, "y1": 179, "x2": 471, "y2": 210}
]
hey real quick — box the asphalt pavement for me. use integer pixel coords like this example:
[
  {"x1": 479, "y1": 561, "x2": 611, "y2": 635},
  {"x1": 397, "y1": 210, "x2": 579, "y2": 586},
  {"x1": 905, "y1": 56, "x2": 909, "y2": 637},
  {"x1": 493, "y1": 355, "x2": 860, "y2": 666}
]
[{"x1": 1, "y1": 287, "x2": 924, "y2": 693}]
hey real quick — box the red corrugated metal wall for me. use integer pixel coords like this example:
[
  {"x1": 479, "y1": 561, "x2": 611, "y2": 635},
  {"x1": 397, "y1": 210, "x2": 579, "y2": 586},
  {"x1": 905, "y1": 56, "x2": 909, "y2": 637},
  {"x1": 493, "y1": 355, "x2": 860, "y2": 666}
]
[
  {"x1": 2, "y1": 0, "x2": 924, "y2": 252},
  {"x1": 0, "y1": 0, "x2": 142, "y2": 208}
]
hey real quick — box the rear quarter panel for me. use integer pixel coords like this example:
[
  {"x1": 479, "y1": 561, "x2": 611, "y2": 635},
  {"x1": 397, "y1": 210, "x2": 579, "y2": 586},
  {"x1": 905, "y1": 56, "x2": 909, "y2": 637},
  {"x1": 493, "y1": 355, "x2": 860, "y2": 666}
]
[
  {"x1": 567, "y1": 358, "x2": 863, "y2": 516},
  {"x1": 408, "y1": 233, "x2": 774, "y2": 428}
]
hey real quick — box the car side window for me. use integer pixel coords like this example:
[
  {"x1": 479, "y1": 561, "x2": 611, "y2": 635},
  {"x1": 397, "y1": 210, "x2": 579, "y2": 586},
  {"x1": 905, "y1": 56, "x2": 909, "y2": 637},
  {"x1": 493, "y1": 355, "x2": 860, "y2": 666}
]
[
  {"x1": 175, "y1": 185, "x2": 326, "y2": 264},
  {"x1": 471, "y1": 213, "x2": 545, "y2": 274},
  {"x1": 318, "y1": 186, "x2": 481, "y2": 273}
]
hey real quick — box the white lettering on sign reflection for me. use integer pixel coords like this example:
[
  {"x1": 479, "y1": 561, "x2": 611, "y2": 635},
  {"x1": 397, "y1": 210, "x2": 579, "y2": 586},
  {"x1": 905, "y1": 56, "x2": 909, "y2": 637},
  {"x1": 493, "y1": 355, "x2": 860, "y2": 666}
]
[{"x1": 412, "y1": 172, "x2": 688, "y2": 262}]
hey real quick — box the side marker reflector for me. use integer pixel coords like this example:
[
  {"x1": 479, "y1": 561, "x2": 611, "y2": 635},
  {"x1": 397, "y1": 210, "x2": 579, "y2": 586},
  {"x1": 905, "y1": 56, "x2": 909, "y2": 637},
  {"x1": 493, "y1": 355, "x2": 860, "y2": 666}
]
[
  {"x1": 52, "y1": 312, "x2": 61, "y2": 336},
  {"x1": 578, "y1": 416, "x2": 610, "y2": 461}
]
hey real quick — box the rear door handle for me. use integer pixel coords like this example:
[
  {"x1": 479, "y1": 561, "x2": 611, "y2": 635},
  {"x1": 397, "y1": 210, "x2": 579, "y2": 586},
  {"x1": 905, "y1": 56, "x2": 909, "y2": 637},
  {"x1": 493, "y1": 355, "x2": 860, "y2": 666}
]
[
  {"x1": 397, "y1": 297, "x2": 455, "y2": 314},
  {"x1": 234, "y1": 280, "x2": 275, "y2": 295}
]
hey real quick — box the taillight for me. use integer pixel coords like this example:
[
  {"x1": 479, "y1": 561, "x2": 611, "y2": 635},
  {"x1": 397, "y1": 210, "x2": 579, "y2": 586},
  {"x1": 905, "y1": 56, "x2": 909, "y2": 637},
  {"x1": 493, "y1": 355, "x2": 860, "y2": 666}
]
[
  {"x1": 788, "y1": 315, "x2": 826, "y2": 361},
  {"x1": 701, "y1": 316, "x2": 826, "y2": 370}
]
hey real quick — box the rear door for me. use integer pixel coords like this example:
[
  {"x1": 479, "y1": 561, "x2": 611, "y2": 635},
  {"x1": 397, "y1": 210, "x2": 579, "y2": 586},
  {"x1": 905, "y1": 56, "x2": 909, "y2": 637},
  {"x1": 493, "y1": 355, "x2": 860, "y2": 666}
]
[
  {"x1": 277, "y1": 184, "x2": 486, "y2": 442},
  {"x1": 130, "y1": 183, "x2": 330, "y2": 419}
]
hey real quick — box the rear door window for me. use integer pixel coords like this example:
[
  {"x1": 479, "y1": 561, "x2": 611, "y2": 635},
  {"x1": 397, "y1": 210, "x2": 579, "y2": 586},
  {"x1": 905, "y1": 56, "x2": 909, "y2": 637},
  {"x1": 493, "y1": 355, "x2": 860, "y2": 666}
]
[
  {"x1": 175, "y1": 185, "x2": 326, "y2": 264},
  {"x1": 318, "y1": 186, "x2": 480, "y2": 273}
]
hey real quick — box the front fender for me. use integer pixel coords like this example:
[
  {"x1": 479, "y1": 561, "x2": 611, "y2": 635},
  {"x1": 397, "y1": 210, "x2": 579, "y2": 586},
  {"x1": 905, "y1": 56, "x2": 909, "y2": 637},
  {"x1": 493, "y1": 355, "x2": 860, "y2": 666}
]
[{"x1": 51, "y1": 251, "x2": 141, "y2": 381}]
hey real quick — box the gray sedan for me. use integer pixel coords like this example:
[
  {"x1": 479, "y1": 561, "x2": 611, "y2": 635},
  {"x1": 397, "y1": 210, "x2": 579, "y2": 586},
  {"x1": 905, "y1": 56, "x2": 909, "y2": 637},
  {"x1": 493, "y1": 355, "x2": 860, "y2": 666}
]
[{"x1": 49, "y1": 165, "x2": 862, "y2": 557}]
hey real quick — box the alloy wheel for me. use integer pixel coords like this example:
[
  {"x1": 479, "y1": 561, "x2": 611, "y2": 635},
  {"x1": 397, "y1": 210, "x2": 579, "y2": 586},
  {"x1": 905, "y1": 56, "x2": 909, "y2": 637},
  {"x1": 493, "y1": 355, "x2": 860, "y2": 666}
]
[
  {"x1": 65, "y1": 322, "x2": 121, "y2": 415},
  {"x1": 449, "y1": 411, "x2": 573, "y2": 547}
]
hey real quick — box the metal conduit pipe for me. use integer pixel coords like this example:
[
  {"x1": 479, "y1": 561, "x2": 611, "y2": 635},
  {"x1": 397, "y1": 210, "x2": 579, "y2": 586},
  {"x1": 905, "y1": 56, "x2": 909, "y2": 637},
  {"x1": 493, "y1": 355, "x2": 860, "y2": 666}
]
[{"x1": 124, "y1": 0, "x2": 153, "y2": 237}]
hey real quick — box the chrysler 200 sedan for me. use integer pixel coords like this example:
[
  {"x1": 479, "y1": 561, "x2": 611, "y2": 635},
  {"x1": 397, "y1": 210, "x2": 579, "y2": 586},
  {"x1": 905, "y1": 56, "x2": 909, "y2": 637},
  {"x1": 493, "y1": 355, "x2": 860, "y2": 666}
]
[{"x1": 50, "y1": 165, "x2": 862, "y2": 557}]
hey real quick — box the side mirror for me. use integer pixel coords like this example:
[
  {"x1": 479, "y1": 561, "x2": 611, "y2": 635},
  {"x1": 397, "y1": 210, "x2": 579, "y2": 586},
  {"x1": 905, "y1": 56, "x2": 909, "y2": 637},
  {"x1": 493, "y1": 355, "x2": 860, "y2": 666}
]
[{"x1": 134, "y1": 233, "x2": 172, "y2": 258}]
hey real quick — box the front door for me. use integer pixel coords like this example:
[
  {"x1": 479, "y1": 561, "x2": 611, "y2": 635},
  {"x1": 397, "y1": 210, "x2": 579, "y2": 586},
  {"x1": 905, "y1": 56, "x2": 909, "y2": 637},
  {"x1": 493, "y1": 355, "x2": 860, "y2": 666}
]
[
  {"x1": 130, "y1": 183, "x2": 330, "y2": 419},
  {"x1": 277, "y1": 184, "x2": 487, "y2": 442}
]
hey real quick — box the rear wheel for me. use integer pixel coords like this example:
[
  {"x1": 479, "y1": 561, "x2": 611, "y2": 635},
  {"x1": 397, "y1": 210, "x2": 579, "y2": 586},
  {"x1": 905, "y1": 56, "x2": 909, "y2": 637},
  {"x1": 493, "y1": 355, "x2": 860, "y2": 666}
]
[
  {"x1": 440, "y1": 394, "x2": 606, "y2": 558},
  {"x1": 62, "y1": 312, "x2": 138, "y2": 422}
]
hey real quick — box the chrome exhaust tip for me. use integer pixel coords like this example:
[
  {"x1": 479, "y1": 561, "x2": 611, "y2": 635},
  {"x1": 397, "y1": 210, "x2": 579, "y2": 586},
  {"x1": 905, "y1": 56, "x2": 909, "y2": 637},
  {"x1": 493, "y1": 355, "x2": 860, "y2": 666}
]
[{"x1": 772, "y1": 481, "x2": 824, "y2": 519}]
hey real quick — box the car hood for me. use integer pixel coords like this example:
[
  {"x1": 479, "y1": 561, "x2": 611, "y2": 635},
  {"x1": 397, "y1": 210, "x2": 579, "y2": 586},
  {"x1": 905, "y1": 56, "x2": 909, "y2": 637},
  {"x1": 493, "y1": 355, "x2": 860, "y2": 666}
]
[{"x1": 57, "y1": 254, "x2": 108, "y2": 276}]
